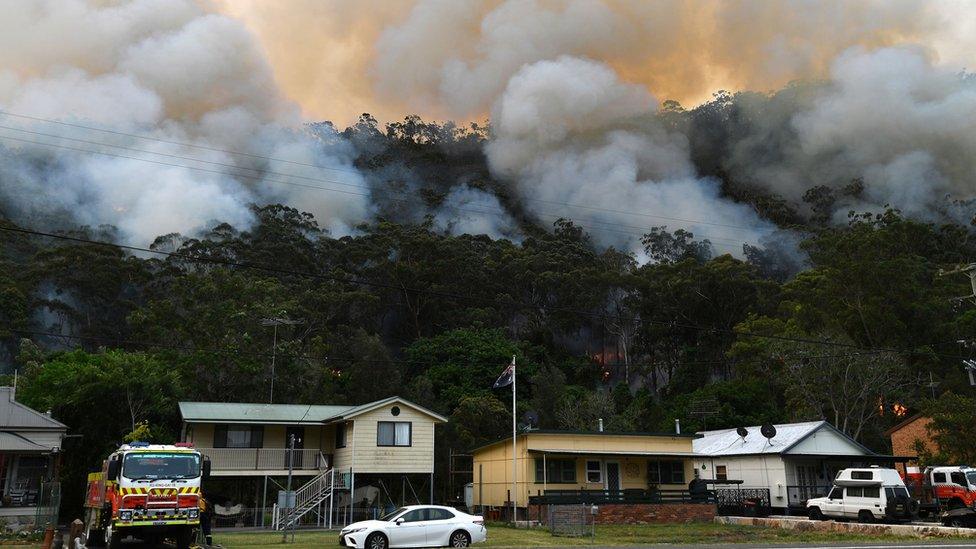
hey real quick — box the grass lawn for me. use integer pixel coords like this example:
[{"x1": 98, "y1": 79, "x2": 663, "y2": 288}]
[{"x1": 215, "y1": 522, "x2": 923, "y2": 548}]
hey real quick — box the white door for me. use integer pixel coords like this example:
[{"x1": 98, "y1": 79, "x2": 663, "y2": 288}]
[
  {"x1": 821, "y1": 486, "x2": 845, "y2": 517},
  {"x1": 423, "y1": 508, "x2": 457, "y2": 546},
  {"x1": 390, "y1": 508, "x2": 428, "y2": 548}
]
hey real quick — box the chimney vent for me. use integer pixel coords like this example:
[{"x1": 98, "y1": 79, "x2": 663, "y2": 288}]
[{"x1": 597, "y1": 418, "x2": 604, "y2": 432}]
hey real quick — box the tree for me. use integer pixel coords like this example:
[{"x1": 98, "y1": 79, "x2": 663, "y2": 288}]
[{"x1": 917, "y1": 392, "x2": 976, "y2": 465}]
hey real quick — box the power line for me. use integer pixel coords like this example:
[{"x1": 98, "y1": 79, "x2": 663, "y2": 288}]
[
  {"x1": 0, "y1": 110, "x2": 766, "y2": 235},
  {"x1": 0, "y1": 224, "x2": 955, "y2": 357}
]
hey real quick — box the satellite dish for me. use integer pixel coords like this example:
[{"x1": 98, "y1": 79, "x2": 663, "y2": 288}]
[
  {"x1": 736, "y1": 426, "x2": 748, "y2": 439},
  {"x1": 760, "y1": 423, "x2": 777, "y2": 440},
  {"x1": 521, "y1": 411, "x2": 540, "y2": 429}
]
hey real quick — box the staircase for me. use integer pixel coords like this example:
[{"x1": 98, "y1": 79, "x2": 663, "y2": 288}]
[{"x1": 273, "y1": 467, "x2": 341, "y2": 530}]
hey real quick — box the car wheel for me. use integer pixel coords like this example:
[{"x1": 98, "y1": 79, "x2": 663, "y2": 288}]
[
  {"x1": 365, "y1": 532, "x2": 388, "y2": 549},
  {"x1": 947, "y1": 518, "x2": 963, "y2": 528},
  {"x1": 858, "y1": 510, "x2": 874, "y2": 524},
  {"x1": 449, "y1": 530, "x2": 471, "y2": 548},
  {"x1": 808, "y1": 507, "x2": 823, "y2": 521}
]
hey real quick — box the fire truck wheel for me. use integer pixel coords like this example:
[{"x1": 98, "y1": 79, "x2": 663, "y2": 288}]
[
  {"x1": 175, "y1": 527, "x2": 193, "y2": 549},
  {"x1": 949, "y1": 499, "x2": 966, "y2": 510}
]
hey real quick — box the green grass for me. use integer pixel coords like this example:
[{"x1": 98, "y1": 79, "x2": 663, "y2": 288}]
[{"x1": 215, "y1": 522, "x2": 922, "y2": 548}]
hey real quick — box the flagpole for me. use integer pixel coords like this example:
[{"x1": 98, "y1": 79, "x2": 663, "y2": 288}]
[{"x1": 511, "y1": 354, "x2": 517, "y2": 524}]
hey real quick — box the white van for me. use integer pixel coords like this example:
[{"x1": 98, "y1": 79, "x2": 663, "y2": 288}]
[{"x1": 806, "y1": 467, "x2": 918, "y2": 523}]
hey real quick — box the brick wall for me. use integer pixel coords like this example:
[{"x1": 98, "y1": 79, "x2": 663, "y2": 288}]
[
  {"x1": 890, "y1": 416, "x2": 937, "y2": 464},
  {"x1": 528, "y1": 502, "x2": 716, "y2": 525}
]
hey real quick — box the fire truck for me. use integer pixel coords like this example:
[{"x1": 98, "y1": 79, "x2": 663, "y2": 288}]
[
  {"x1": 84, "y1": 442, "x2": 210, "y2": 549},
  {"x1": 904, "y1": 466, "x2": 976, "y2": 517}
]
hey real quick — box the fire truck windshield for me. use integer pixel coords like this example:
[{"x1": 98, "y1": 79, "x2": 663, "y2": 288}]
[
  {"x1": 122, "y1": 452, "x2": 201, "y2": 480},
  {"x1": 967, "y1": 471, "x2": 976, "y2": 487}
]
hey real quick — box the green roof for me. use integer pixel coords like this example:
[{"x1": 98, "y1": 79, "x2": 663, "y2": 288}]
[
  {"x1": 178, "y1": 396, "x2": 448, "y2": 425},
  {"x1": 178, "y1": 402, "x2": 354, "y2": 424}
]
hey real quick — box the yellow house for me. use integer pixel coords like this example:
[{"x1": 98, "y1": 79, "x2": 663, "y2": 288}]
[
  {"x1": 179, "y1": 396, "x2": 447, "y2": 527},
  {"x1": 471, "y1": 430, "x2": 698, "y2": 513}
]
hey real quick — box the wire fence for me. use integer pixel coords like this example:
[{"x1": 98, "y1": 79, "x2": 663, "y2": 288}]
[{"x1": 548, "y1": 504, "x2": 595, "y2": 537}]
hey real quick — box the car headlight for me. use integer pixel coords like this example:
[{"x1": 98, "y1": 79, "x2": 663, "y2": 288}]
[
  {"x1": 119, "y1": 510, "x2": 133, "y2": 521},
  {"x1": 188, "y1": 509, "x2": 199, "y2": 519},
  {"x1": 342, "y1": 528, "x2": 366, "y2": 534}
]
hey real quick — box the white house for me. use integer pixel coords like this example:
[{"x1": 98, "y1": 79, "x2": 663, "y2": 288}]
[{"x1": 693, "y1": 421, "x2": 907, "y2": 512}]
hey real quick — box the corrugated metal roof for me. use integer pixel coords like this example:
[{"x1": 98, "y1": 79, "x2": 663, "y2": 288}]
[
  {"x1": 693, "y1": 421, "x2": 827, "y2": 456},
  {"x1": 0, "y1": 387, "x2": 67, "y2": 430},
  {"x1": 0, "y1": 431, "x2": 58, "y2": 451},
  {"x1": 178, "y1": 402, "x2": 354, "y2": 424}
]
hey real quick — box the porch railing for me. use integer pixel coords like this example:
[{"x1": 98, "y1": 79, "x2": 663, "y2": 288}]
[
  {"x1": 198, "y1": 448, "x2": 326, "y2": 472},
  {"x1": 528, "y1": 489, "x2": 716, "y2": 505},
  {"x1": 786, "y1": 484, "x2": 833, "y2": 507}
]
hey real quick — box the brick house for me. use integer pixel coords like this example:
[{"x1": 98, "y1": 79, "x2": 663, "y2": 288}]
[{"x1": 887, "y1": 415, "x2": 938, "y2": 472}]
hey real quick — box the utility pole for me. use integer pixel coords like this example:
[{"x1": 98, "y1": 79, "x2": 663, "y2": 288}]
[
  {"x1": 282, "y1": 433, "x2": 295, "y2": 543},
  {"x1": 261, "y1": 317, "x2": 304, "y2": 404}
]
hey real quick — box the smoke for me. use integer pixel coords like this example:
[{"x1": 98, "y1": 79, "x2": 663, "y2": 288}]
[
  {"x1": 432, "y1": 185, "x2": 520, "y2": 241},
  {"x1": 0, "y1": 0, "x2": 369, "y2": 245},
  {"x1": 486, "y1": 56, "x2": 773, "y2": 256},
  {"x1": 714, "y1": 46, "x2": 976, "y2": 223}
]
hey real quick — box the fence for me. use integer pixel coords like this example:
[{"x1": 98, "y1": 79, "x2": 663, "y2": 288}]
[
  {"x1": 548, "y1": 504, "x2": 595, "y2": 537},
  {"x1": 714, "y1": 488, "x2": 771, "y2": 516},
  {"x1": 529, "y1": 489, "x2": 716, "y2": 506}
]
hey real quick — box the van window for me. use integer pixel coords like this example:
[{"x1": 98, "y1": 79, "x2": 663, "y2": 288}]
[
  {"x1": 885, "y1": 487, "x2": 895, "y2": 500},
  {"x1": 934, "y1": 472, "x2": 947, "y2": 483},
  {"x1": 863, "y1": 487, "x2": 880, "y2": 498},
  {"x1": 846, "y1": 487, "x2": 864, "y2": 497},
  {"x1": 828, "y1": 487, "x2": 843, "y2": 499},
  {"x1": 851, "y1": 471, "x2": 873, "y2": 480}
]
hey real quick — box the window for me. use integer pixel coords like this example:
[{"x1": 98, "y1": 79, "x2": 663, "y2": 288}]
[
  {"x1": 335, "y1": 423, "x2": 347, "y2": 449},
  {"x1": 647, "y1": 461, "x2": 685, "y2": 485},
  {"x1": 400, "y1": 509, "x2": 426, "y2": 522},
  {"x1": 428, "y1": 508, "x2": 455, "y2": 520},
  {"x1": 851, "y1": 471, "x2": 873, "y2": 480},
  {"x1": 846, "y1": 486, "x2": 863, "y2": 497},
  {"x1": 828, "y1": 487, "x2": 843, "y2": 500},
  {"x1": 586, "y1": 461, "x2": 602, "y2": 483},
  {"x1": 934, "y1": 472, "x2": 947, "y2": 483},
  {"x1": 951, "y1": 472, "x2": 967, "y2": 486},
  {"x1": 715, "y1": 465, "x2": 728, "y2": 481},
  {"x1": 213, "y1": 425, "x2": 263, "y2": 448},
  {"x1": 535, "y1": 458, "x2": 576, "y2": 483},
  {"x1": 862, "y1": 486, "x2": 880, "y2": 498},
  {"x1": 377, "y1": 422, "x2": 411, "y2": 446}
]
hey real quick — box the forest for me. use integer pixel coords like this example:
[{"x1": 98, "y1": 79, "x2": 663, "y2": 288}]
[{"x1": 2, "y1": 90, "x2": 976, "y2": 513}]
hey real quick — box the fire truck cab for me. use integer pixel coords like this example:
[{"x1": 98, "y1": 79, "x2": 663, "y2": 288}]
[
  {"x1": 905, "y1": 465, "x2": 976, "y2": 513},
  {"x1": 84, "y1": 443, "x2": 210, "y2": 549}
]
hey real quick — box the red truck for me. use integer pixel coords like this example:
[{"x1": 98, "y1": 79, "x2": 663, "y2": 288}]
[{"x1": 904, "y1": 466, "x2": 976, "y2": 517}]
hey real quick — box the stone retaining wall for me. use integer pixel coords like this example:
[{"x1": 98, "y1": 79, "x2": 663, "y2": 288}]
[{"x1": 716, "y1": 515, "x2": 976, "y2": 538}]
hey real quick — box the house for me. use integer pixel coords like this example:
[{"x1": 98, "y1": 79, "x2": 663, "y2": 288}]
[
  {"x1": 0, "y1": 387, "x2": 67, "y2": 524},
  {"x1": 886, "y1": 414, "x2": 938, "y2": 473},
  {"x1": 693, "y1": 421, "x2": 909, "y2": 513},
  {"x1": 178, "y1": 396, "x2": 447, "y2": 527},
  {"x1": 471, "y1": 429, "x2": 714, "y2": 523}
]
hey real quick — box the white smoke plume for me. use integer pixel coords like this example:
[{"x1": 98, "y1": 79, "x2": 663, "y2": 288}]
[
  {"x1": 487, "y1": 56, "x2": 774, "y2": 256},
  {"x1": 432, "y1": 185, "x2": 520, "y2": 241},
  {"x1": 0, "y1": 0, "x2": 369, "y2": 245}
]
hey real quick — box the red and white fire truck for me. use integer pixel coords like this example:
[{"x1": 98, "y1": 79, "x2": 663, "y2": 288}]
[
  {"x1": 84, "y1": 443, "x2": 210, "y2": 549},
  {"x1": 904, "y1": 466, "x2": 976, "y2": 517}
]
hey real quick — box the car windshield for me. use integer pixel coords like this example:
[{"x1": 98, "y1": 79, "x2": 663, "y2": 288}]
[
  {"x1": 122, "y1": 452, "x2": 200, "y2": 480},
  {"x1": 967, "y1": 471, "x2": 976, "y2": 487},
  {"x1": 381, "y1": 507, "x2": 408, "y2": 521}
]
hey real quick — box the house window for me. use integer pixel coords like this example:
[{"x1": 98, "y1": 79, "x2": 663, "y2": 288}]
[
  {"x1": 377, "y1": 421, "x2": 411, "y2": 446},
  {"x1": 715, "y1": 465, "x2": 728, "y2": 481},
  {"x1": 647, "y1": 460, "x2": 685, "y2": 485},
  {"x1": 535, "y1": 458, "x2": 576, "y2": 483},
  {"x1": 586, "y1": 461, "x2": 602, "y2": 483},
  {"x1": 335, "y1": 423, "x2": 347, "y2": 449},
  {"x1": 213, "y1": 425, "x2": 263, "y2": 448}
]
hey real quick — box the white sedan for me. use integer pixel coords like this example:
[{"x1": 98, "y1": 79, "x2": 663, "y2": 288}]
[{"x1": 339, "y1": 505, "x2": 487, "y2": 549}]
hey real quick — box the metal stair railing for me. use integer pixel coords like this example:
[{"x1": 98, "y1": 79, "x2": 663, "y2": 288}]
[{"x1": 274, "y1": 466, "x2": 337, "y2": 530}]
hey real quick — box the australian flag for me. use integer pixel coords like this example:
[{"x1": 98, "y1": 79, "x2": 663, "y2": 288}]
[{"x1": 492, "y1": 357, "x2": 515, "y2": 388}]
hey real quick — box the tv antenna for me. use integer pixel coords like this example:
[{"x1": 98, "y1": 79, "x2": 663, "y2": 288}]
[
  {"x1": 689, "y1": 397, "x2": 719, "y2": 430},
  {"x1": 760, "y1": 423, "x2": 777, "y2": 442},
  {"x1": 736, "y1": 426, "x2": 749, "y2": 440}
]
